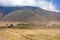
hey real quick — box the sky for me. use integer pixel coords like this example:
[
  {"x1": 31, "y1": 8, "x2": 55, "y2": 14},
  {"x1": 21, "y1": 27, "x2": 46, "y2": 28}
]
[{"x1": 0, "y1": 0, "x2": 60, "y2": 12}]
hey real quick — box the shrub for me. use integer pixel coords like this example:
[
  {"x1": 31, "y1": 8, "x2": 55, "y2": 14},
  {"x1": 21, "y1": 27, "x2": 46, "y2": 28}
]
[{"x1": 8, "y1": 24, "x2": 14, "y2": 28}]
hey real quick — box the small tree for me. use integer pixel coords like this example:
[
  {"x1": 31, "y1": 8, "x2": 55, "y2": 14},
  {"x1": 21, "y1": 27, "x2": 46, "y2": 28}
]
[{"x1": 8, "y1": 24, "x2": 14, "y2": 28}]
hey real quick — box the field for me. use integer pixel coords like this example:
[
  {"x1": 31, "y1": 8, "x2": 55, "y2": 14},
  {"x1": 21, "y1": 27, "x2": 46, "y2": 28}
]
[{"x1": 0, "y1": 28, "x2": 60, "y2": 40}]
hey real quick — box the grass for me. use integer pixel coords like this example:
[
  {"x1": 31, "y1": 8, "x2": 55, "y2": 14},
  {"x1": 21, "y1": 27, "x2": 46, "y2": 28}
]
[{"x1": 0, "y1": 28, "x2": 60, "y2": 40}]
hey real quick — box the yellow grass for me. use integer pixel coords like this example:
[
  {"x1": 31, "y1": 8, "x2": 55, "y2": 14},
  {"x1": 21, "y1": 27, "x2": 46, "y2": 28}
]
[{"x1": 0, "y1": 28, "x2": 60, "y2": 40}]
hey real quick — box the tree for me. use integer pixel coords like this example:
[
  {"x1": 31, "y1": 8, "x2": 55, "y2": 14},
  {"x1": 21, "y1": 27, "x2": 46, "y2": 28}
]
[{"x1": 8, "y1": 24, "x2": 14, "y2": 28}]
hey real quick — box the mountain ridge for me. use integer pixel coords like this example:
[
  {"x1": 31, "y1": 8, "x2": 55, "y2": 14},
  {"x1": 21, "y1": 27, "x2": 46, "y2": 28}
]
[{"x1": 0, "y1": 6, "x2": 60, "y2": 24}]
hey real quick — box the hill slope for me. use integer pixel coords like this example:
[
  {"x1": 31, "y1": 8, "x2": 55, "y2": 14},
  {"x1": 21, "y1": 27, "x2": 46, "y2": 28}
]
[{"x1": 1, "y1": 6, "x2": 60, "y2": 24}]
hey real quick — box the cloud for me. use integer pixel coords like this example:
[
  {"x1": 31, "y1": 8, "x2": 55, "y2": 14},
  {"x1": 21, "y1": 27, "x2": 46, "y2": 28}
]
[
  {"x1": 36, "y1": 0, "x2": 60, "y2": 12},
  {"x1": 13, "y1": 0, "x2": 36, "y2": 6},
  {"x1": 0, "y1": 0, "x2": 60, "y2": 12},
  {"x1": 0, "y1": 0, "x2": 36, "y2": 6}
]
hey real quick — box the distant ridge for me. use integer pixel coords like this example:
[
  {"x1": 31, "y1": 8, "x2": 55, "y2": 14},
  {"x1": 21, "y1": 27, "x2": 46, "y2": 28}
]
[{"x1": 0, "y1": 6, "x2": 60, "y2": 25}]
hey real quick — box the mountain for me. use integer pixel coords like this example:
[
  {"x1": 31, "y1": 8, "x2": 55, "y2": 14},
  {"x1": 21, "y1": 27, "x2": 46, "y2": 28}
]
[
  {"x1": 0, "y1": 6, "x2": 39, "y2": 15},
  {"x1": 0, "y1": 11, "x2": 3, "y2": 19},
  {"x1": 0, "y1": 6, "x2": 60, "y2": 25},
  {"x1": 0, "y1": 6, "x2": 23, "y2": 15}
]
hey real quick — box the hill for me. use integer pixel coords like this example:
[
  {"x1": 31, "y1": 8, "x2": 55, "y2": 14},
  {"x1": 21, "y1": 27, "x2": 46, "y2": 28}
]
[{"x1": 0, "y1": 6, "x2": 60, "y2": 25}]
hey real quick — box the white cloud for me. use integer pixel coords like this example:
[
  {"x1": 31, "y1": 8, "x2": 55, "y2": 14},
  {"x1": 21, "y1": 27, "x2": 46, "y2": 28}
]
[
  {"x1": 13, "y1": 0, "x2": 36, "y2": 6},
  {"x1": 36, "y1": 0, "x2": 60, "y2": 12},
  {"x1": 0, "y1": 0, "x2": 60, "y2": 12},
  {"x1": 0, "y1": 0, "x2": 36, "y2": 6}
]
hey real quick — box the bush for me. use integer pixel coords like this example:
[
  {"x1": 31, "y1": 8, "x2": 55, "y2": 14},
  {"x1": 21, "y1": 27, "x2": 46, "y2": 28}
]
[
  {"x1": 8, "y1": 24, "x2": 14, "y2": 28},
  {"x1": 16, "y1": 24, "x2": 33, "y2": 26},
  {"x1": 15, "y1": 24, "x2": 34, "y2": 28}
]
